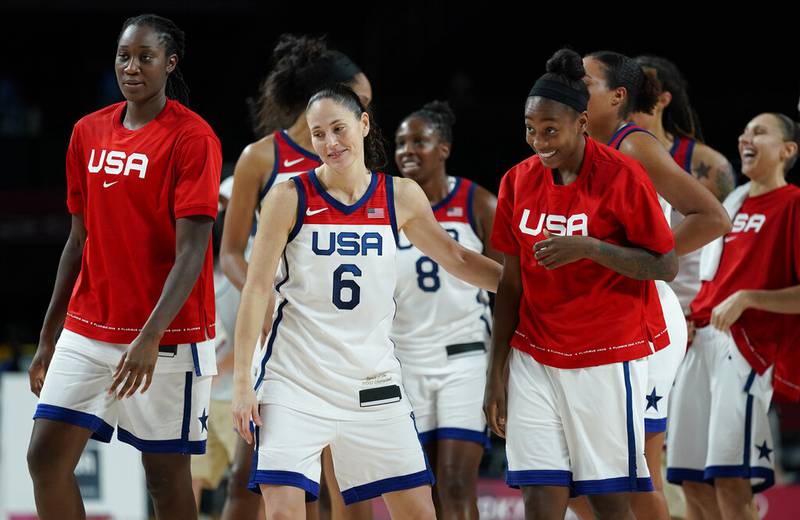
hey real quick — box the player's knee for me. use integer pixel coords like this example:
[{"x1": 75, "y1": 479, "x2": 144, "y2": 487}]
[
  {"x1": 403, "y1": 497, "x2": 437, "y2": 520},
  {"x1": 682, "y1": 481, "x2": 716, "y2": 509},
  {"x1": 263, "y1": 494, "x2": 304, "y2": 520},
  {"x1": 714, "y1": 477, "x2": 752, "y2": 507},
  {"x1": 437, "y1": 464, "x2": 476, "y2": 504},
  {"x1": 587, "y1": 494, "x2": 632, "y2": 520},
  {"x1": 26, "y1": 440, "x2": 53, "y2": 481},
  {"x1": 227, "y1": 463, "x2": 254, "y2": 497},
  {"x1": 142, "y1": 455, "x2": 190, "y2": 498}
]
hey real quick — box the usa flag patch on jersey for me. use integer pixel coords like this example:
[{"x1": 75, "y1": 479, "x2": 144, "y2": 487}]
[
  {"x1": 447, "y1": 206, "x2": 464, "y2": 217},
  {"x1": 367, "y1": 207, "x2": 384, "y2": 218}
]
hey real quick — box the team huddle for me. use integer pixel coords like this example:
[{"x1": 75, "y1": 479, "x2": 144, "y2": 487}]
[{"x1": 25, "y1": 13, "x2": 800, "y2": 520}]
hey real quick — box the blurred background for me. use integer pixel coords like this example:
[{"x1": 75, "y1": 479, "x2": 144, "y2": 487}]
[{"x1": 0, "y1": 2, "x2": 798, "y2": 518}]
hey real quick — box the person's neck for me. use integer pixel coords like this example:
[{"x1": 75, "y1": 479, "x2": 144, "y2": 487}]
[
  {"x1": 317, "y1": 163, "x2": 372, "y2": 202},
  {"x1": 644, "y1": 112, "x2": 673, "y2": 150},
  {"x1": 749, "y1": 170, "x2": 788, "y2": 197},
  {"x1": 554, "y1": 137, "x2": 586, "y2": 184},
  {"x1": 286, "y1": 115, "x2": 312, "y2": 151},
  {"x1": 417, "y1": 170, "x2": 450, "y2": 204},
  {"x1": 590, "y1": 116, "x2": 625, "y2": 146},
  {"x1": 123, "y1": 93, "x2": 167, "y2": 130}
]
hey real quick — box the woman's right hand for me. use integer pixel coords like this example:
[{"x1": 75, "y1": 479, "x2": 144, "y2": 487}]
[
  {"x1": 28, "y1": 341, "x2": 56, "y2": 397},
  {"x1": 232, "y1": 381, "x2": 262, "y2": 445},
  {"x1": 483, "y1": 368, "x2": 508, "y2": 439}
]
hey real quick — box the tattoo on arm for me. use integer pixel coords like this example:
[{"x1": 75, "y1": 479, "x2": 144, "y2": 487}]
[
  {"x1": 694, "y1": 161, "x2": 711, "y2": 180},
  {"x1": 593, "y1": 242, "x2": 677, "y2": 281},
  {"x1": 714, "y1": 162, "x2": 736, "y2": 201}
]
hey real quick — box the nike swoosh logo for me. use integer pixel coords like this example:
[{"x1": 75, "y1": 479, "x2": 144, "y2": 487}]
[
  {"x1": 284, "y1": 158, "x2": 304, "y2": 168},
  {"x1": 103, "y1": 181, "x2": 119, "y2": 188},
  {"x1": 306, "y1": 207, "x2": 328, "y2": 216},
  {"x1": 724, "y1": 236, "x2": 738, "y2": 243}
]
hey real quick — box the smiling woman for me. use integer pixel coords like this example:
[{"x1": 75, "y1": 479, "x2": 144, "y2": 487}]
[
  {"x1": 484, "y1": 47, "x2": 680, "y2": 520},
  {"x1": 27, "y1": 13, "x2": 221, "y2": 520},
  {"x1": 230, "y1": 83, "x2": 501, "y2": 520}
]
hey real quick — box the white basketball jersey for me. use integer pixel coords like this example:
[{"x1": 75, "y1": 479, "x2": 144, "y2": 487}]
[
  {"x1": 391, "y1": 177, "x2": 491, "y2": 373},
  {"x1": 253, "y1": 171, "x2": 411, "y2": 420}
]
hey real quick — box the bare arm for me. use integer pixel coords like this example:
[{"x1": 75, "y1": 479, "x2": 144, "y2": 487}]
[
  {"x1": 483, "y1": 255, "x2": 522, "y2": 438},
  {"x1": 220, "y1": 139, "x2": 275, "y2": 290},
  {"x1": 711, "y1": 285, "x2": 800, "y2": 331},
  {"x1": 110, "y1": 216, "x2": 214, "y2": 398},
  {"x1": 533, "y1": 233, "x2": 678, "y2": 281},
  {"x1": 395, "y1": 178, "x2": 502, "y2": 292},
  {"x1": 29, "y1": 214, "x2": 86, "y2": 395},
  {"x1": 691, "y1": 143, "x2": 736, "y2": 202},
  {"x1": 622, "y1": 133, "x2": 731, "y2": 255},
  {"x1": 232, "y1": 181, "x2": 297, "y2": 444},
  {"x1": 472, "y1": 184, "x2": 504, "y2": 263}
]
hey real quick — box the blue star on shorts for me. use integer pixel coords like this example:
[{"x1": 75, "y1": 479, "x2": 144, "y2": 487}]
[
  {"x1": 756, "y1": 440, "x2": 772, "y2": 462},
  {"x1": 645, "y1": 387, "x2": 663, "y2": 412},
  {"x1": 199, "y1": 408, "x2": 209, "y2": 433}
]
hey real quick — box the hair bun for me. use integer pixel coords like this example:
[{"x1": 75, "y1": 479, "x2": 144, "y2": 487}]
[{"x1": 545, "y1": 48, "x2": 585, "y2": 82}]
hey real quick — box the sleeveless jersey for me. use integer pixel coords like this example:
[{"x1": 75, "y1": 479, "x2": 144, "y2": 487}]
[
  {"x1": 391, "y1": 177, "x2": 490, "y2": 372},
  {"x1": 253, "y1": 171, "x2": 411, "y2": 420}
]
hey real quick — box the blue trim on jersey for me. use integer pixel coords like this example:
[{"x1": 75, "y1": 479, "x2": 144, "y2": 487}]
[
  {"x1": 684, "y1": 139, "x2": 696, "y2": 173},
  {"x1": 117, "y1": 428, "x2": 206, "y2": 454},
  {"x1": 744, "y1": 369, "x2": 756, "y2": 393},
  {"x1": 669, "y1": 137, "x2": 680, "y2": 157},
  {"x1": 431, "y1": 177, "x2": 462, "y2": 212},
  {"x1": 280, "y1": 130, "x2": 321, "y2": 162},
  {"x1": 341, "y1": 469, "x2": 433, "y2": 505},
  {"x1": 667, "y1": 466, "x2": 775, "y2": 493},
  {"x1": 385, "y1": 174, "x2": 399, "y2": 245},
  {"x1": 288, "y1": 176, "x2": 307, "y2": 242},
  {"x1": 33, "y1": 404, "x2": 114, "y2": 443},
  {"x1": 480, "y1": 315, "x2": 492, "y2": 336},
  {"x1": 506, "y1": 470, "x2": 572, "y2": 488},
  {"x1": 644, "y1": 417, "x2": 667, "y2": 433},
  {"x1": 259, "y1": 138, "x2": 281, "y2": 201},
  {"x1": 466, "y1": 181, "x2": 481, "y2": 237},
  {"x1": 309, "y1": 169, "x2": 378, "y2": 215},
  {"x1": 181, "y1": 371, "x2": 193, "y2": 443},
  {"x1": 254, "y1": 299, "x2": 289, "y2": 392},
  {"x1": 666, "y1": 467, "x2": 705, "y2": 485},
  {"x1": 608, "y1": 123, "x2": 635, "y2": 147},
  {"x1": 418, "y1": 427, "x2": 490, "y2": 449},
  {"x1": 704, "y1": 466, "x2": 775, "y2": 493},
  {"x1": 247, "y1": 425, "x2": 261, "y2": 495},
  {"x1": 572, "y1": 476, "x2": 654, "y2": 495},
  {"x1": 190, "y1": 343, "x2": 201, "y2": 376},
  {"x1": 622, "y1": 361, "x2": 638, "y2": 490},
  {"x1": 254, "y1": 252, "x2": 291, "y2": 392},
  {"x1": 249, "y1": 470, "x2": 320, "y2": 502},
  {"x1": 608, "y1": 123, "x2": 655, "y2": 150}
]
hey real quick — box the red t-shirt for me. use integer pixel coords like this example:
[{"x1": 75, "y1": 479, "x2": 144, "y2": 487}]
[
  {"x1": 690, "y1": 185, "x2": 800, "y2": 401},
  {"x1": 64, "y1": 100, "x2": 221, "y2": 344},
  {"x1": 491, "y1": 137, "x2": 675, "y2": 369}
]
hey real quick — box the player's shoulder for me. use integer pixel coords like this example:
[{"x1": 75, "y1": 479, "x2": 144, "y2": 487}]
[
  {"x1": 692, "y1": 141, "x2": 729, "y2": 169},
  {"x1": 164, "y1": 101, "x2": 220, "y2": 144},
  {"x1": 238, "y1": 134, "x2": 277, "y2": 170},
  {"x1": 73, "y1": 102, "x2": 124, "y2": 132}
]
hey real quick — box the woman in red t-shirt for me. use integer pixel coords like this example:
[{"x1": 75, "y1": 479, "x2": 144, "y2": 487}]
[
  {"x1": 484, "y1": 48, "x2": 678, "y2": 520},
  {"x1": 28, "y1": 15, "x2": 221, "y2": 520}
]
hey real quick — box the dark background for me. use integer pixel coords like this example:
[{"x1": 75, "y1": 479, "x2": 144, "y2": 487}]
[{"x1": 1, "y1": 2, "x2": 798, "y2": 344}]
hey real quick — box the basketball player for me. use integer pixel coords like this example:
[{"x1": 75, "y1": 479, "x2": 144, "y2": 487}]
[
  {"x1": 219, "y1": 35, "x2": 372, "y2": 520},
  {"x1": 392, "y1": 100, "x2": 500, "y2": 519},
  {"x1": 27, "y1": 14, "x2": 221, "y2": 520},
  {"x1": 232, "y1": 84, "x2": 501, "y2": 520},
  {"x1": 667, "y1": 113, "x2": 800, "y2": 520},
  {"x1": 631, "y1": 55, "x2": 735, "y2": 314},
  {"x1": 484, "y1": 48, "x2": 678, "y2": 520},
  {"x1": 574, "y1": 50, "x2": 731, "y2": 520}
]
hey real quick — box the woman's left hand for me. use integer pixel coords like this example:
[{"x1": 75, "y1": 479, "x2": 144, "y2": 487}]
[
  {"x1": 711, "y1": 290, "x2": 751, "y2": 331},
  {"x1": 533, "y1": 231, "x2": 596, "y2": 269}
]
